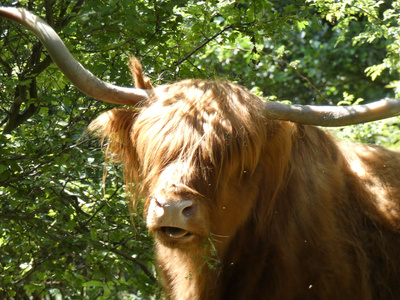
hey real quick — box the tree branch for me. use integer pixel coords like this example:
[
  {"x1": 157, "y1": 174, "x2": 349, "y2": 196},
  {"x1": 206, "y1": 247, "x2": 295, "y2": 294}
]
[
  {"x1": 95, "y1": 241, "x2": 159, "y2": 285},
  {"x1": 173, "y1": 24, "x2": 234, "y2": 67}
]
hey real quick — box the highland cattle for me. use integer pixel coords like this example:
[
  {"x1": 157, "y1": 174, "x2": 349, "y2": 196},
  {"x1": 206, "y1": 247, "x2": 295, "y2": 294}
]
[{"x1": 1, "y1": 7, "x2": 400, "y2": 300}]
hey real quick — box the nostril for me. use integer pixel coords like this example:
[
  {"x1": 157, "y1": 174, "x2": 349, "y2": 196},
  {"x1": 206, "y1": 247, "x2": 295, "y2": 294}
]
[
  {"x1": 155, "y1": 199, "x2": 163, "y2": 207},
  {"x1": 182, "y1": 205, "x2": 196, "y2": 218},
  {"x1": 150, "y1": 196, "x2": 165, "y2": 217}
]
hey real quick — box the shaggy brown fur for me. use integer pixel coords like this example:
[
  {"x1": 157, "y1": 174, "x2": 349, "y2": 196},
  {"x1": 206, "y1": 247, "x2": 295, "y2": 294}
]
[{"x1": 89, "y1": 58, "x2": 400, "y2": 300}]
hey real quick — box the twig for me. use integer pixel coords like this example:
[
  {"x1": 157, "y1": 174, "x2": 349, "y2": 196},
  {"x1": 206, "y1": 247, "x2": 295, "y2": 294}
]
[
  {"x1": 173, "y1": 24, "x2": 234, "y2": 67},
  {"x1": 96, "y1": 241, "x2": 159, "y2": 285}
]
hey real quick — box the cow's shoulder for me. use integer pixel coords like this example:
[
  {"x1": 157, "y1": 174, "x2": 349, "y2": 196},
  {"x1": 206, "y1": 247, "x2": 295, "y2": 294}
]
[{"x1": 340, "y1": 141, "x2": 400, "y2": 230}]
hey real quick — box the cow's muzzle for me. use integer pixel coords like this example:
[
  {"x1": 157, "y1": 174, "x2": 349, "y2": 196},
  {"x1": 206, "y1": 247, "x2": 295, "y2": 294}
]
[{"x1": 146, "y1": 196, "x2": 197, "y2": 241}]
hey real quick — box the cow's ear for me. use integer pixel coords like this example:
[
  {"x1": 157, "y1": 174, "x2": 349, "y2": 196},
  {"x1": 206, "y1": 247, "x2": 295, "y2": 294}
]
[
  {"x1": 129, "y1": 56, "x2": 153, "y2": 90},
  {"x1": 87, "y1": 109, "x2": 138, "y2": 159}
]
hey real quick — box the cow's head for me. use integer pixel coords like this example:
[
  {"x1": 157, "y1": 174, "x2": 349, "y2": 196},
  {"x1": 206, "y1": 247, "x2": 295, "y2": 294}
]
[{"x1": 89, "y1": 77, "x2": 275, "y2": 254}]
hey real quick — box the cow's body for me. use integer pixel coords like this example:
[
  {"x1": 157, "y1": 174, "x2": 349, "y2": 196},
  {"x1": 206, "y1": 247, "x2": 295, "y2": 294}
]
[{"x1": 91, "y1": 77, "x2": 400, "y2": 300}]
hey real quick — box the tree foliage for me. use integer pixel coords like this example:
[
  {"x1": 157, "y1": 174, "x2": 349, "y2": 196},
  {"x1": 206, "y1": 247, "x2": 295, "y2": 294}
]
[{"x1": 1, "y1": 0, "x2": 400, "y2": 299}]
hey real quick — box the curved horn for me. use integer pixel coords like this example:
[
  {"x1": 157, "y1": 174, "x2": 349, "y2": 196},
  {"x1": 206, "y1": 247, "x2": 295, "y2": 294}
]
[
  {"x1": 0, "y1": 7, "x2": 151, "y2": 105},
  {"x1": 264, "y1": 98, "x2": 400, "y2": 127}
]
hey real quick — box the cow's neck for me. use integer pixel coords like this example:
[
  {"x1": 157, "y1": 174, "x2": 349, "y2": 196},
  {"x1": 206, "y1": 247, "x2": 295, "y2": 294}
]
[{"x1": 156, "y1": 242, "x2": 221, "y2": 300}]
